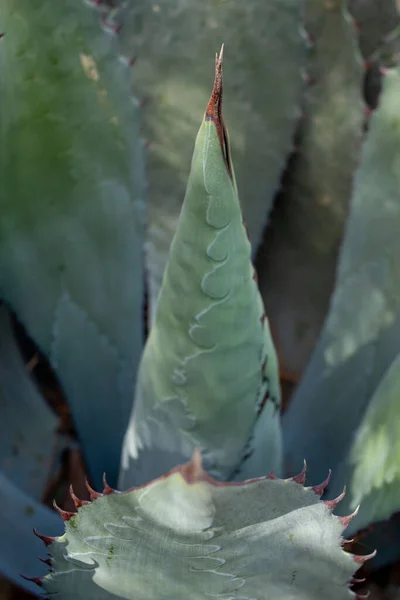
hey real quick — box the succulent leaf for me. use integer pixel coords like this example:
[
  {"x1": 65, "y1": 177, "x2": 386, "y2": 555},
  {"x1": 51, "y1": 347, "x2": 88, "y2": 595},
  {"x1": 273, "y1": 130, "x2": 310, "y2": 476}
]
[
  {"x1": 120, "y1": 50, "x2": 282, "y2": 487},
  {"x1": 0, "y1": 0, "x2": 146, "y2": 488},
  {"x1": 347, "y1": 352, "x2": 400, "y2": 530},
  {"x1": 256, "y1": 0, "x2": 364, "y2": 381},
  {"x1": 0, "y1": 305, "x2": 63, "y2": 592},
  {"x1": 38, "y1": 455, "x2": 362, "y2": 600},
  {"x1": 283, "y1": 65, "x2": 400, "y2": 555},
  {"x1": 114, "y1": 0, "x2": 306, "y2": 321}
]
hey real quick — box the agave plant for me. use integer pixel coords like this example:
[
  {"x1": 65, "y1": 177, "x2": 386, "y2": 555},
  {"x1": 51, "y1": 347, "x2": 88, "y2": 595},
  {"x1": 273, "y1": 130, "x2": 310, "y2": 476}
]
[{"x1": 1, "y1": 0, "x2": 400, "y2": 597}]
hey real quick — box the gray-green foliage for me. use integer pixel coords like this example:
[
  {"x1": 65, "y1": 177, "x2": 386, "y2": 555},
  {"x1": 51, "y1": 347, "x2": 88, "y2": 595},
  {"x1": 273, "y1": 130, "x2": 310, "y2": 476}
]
[
  {"x1": 283, "y1": 64, "x2": 400, "y2": 538},
  {"x1": 41, "y1": 456, "x2": 361, "y2": 600},
  {"x1": 115, "y1": 0, "x2": 306, "y2": 320},
  {"x1": 256, "y1": 0, "x2": 364, "y2": 378},
  {"x1": 0, "y1": 0, "x2": 146, "y2": 488},
  {"x1": 0, "y1": 306, "x2": 63, "y2": 593},
  {"x1": 120, "y1": 51, "x2": 282, "y2": 487}
]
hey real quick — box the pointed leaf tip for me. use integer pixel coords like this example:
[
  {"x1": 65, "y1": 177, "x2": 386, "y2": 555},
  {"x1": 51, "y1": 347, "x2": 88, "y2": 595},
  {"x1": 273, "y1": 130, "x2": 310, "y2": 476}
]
[{"x1": 204, "y1": 44, "x2": 233, "y2": 179}]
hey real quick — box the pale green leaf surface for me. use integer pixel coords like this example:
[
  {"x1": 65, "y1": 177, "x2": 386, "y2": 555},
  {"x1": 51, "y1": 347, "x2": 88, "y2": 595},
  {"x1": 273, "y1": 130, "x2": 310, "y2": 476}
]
[
  {"x1": 114, "y1": 0, "x2": 306, "y2": 321},
  {"x1": 256, "y1": 0, "x2": 364, "y2": 380},
  {"x1": 339, "y1": 351, "x2": 400, "y2": 531},
  {"x1": 42, "y1": 459, "x2": 358, "y2": 600},
  {"x1": 283, "y1": 66, "x2": 400, "y2": 540},
  {"x1": 0, "y1": 0, "x2": 146, "y2": 487},
  {"x1": 120, "y1": 58, "x2": 281, "y2": 487}
]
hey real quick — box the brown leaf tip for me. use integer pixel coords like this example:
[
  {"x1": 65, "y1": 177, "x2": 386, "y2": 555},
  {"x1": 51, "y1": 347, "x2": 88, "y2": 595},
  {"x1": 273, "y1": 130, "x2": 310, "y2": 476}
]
[
  {"x1": 206, "y1": 44, "x2": 224, "y2": 124},
  {"x1": 205, "y1": 45, "x2": 233, "y2": 179}
]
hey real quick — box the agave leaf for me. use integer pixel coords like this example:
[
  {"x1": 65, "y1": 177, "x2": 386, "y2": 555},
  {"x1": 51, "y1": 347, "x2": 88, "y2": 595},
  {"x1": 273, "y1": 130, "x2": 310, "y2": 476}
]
[
  {"x1": 120, "y1": 50, "x2": 281, "y2": 487},
  {"x1": 346, "y1": 352, "x2": 400, "y2": 530},
  {"x1": 0, "y1": 305, "x2": 63, "y2": 592},
  {"x1": 348, "y1": 0, "x2": 400, "y2": 58},
  {"x1": 283, "y1": 65, "x2": 400, "y2": 546},
  {"x1": 256, "y1": 0, "x2": 364, "y2": 381},
  {"x1": 37, "y1": 455, "x2": 363, "y2": 599},
  {"x1": 0, "y1": 0, "x2": 146, "y2": 488},
  {"x1": 0, "y1": 473, "x2": 62, "y2": 595},
  {"x1": 113, "y1": 0, "x2": 306, "y2": 320}
]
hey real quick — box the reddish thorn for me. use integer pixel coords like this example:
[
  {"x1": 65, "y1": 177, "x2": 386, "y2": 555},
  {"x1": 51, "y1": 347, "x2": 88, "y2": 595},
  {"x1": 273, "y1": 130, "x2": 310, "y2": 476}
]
[
  {"x1": 353, "y1": 550, "x2": 377, "y2": 565},
  {"x1": 102, "y1": 473, "x2": 115, "y2": 495},
  {"x1": 324, "y1": 487, "x2": 346, "y2": 510},
  {"x1": 252, "y1": 270, "x2": 258, "y2": 283},
  {"x1": 53, "y1": 499, "x2": 76, "y2": 522},
  {"x1": 364, "y1": 60, "x2": 372, "y2": 72},
  {"x1": 260, "y1": 314, "x2": 266, "y2": 326},
  {"x1": 39, "y1": 556, "x2": 52, "y2": 567},
  {"x1": 311, "y1": 470, "x2": 331, "y2": 496},
  {"x1": 85, "y1": 478, "x2": 102, "y2": 500},
  {"x1": 341, "y1": 537, "x2": 354, "y2": 546},
  {"x1": 267, "y1": 472, "x2": 278, "y2": 480},
  {"x1": 338, "y1": 505, "x2": 359, "y2": 528},
  {"x1": 351, "y1": 577, "x2": 366, "y2": 585},
  {"x1": 69, "y1": 485, "x2": 90, "y2": 508},
  {"x1": 353, "y1": 20, "x2": 360, "y2": 32},
  {"x1": 33, "y1": 528, "x2": 56, "y2": 547},
  {"x1": 20, "y1": 575, "x2": 43, "y2": 587},
  {"x1": 290, "y1": 460, "x2": 307, "y2": 485}
]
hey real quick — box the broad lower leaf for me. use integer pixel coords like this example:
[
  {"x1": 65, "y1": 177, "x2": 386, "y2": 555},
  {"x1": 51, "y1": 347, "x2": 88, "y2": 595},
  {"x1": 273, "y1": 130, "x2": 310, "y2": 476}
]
[
  {"x1": 36, "y1": 455, "x2": 367, "y2": 600},
  {"x1": 0, "y1": 0, "x2": 146, "y2": 488},
  {"x1": 120, "y1": 50, "x2": 282, "y2": 487}
]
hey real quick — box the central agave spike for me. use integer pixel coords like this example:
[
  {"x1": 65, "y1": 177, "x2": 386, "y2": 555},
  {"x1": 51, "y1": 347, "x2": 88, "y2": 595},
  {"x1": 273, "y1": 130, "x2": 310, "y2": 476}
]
[{"x1": 120, "y1": 48, "x2": 282, "y2": 486}]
